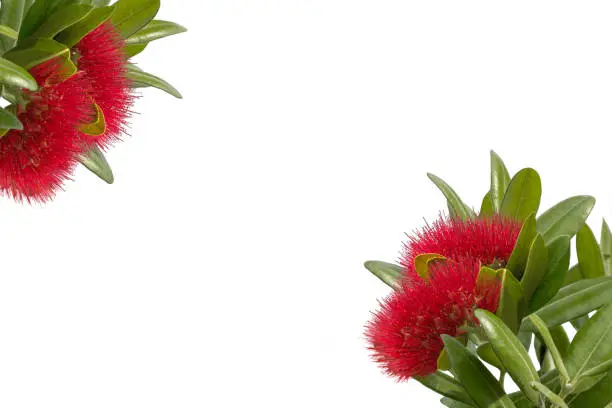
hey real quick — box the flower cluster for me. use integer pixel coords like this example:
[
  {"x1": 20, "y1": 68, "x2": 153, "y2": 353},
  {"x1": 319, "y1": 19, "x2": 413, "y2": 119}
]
[
  {"x1": 366, "y1": 216, "x2": 521, "y2": 379},
  {"x1": 0, "y1": 23, "x2": 130, "y2": 202},
  {"x1": 0, "y1": 0, "x2": 185, "y2": 203}
]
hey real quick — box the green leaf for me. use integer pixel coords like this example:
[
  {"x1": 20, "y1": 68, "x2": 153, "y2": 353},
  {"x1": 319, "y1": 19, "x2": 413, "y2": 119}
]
[
  {"x1": 602, "y1": 219, "x2": 612, "y2": 276},
  {"x1": 524, "y1": 277, "x2": 612, "y2": 329},
  {"x1": 500, "y1": 168, "x2": 542, "y2": 221},
  {"x1": 520, "y1": 235, "x2": 548, "y2": 303},
  {"x1": 566, "y1": 305, "x2": 612, "y2": 385},
  {"x1": 569, "y1": 370, "x2": 612, "y2": 408},
  {"x1": 125, "y1": 19, "x2": 186, "y2": 45},
  {"x1": 497, "y1": 269, "x2": 525, "y2": 332},
  {"x1": 4, "y1": 38, "x2": 70, "y2": 70},
  {"x1": 577, "y1": 224, "x2": 605, "y2": 279},
  {"x1": 476, "y1": 343, "x2": 503, "y2": 369},
  {"x1": 490, "y1": 150, "x2": 511, "y2": 213},
  {"x1": 537, "y1": 196, "x2": 596, "y2": 244},
  {"x1": 479, "y1": 191, "x2": 494, "y2": 218},
  {"x1": 475, "y1": 309, "x2": 540, "y2": 405},
  {"x1": 92, "y1": 0, "x2": 111, "y2": 6},
  {"x1": 55, "y1": 5, "x2": 114, "y2": 47},
  {"x1": 582, "y1": 359, "x2": 612, "y2": 378},
  {"x1": 363, "y1": 261, "x2": 402, "y2": 289},
  {"x1": 0, "y1": 107, "x2": 22, "y2": 131},
  {"x1": 510, "y1": 370, "x2": 561, "y2": 408},
  {"x1": 0, "y1": 0, "x2": 26, "y2": 52},
  {"x1": 0, "y1": 24, "x2": 18, "y2": 39},
  {"x1": 20, "y1": 0, "x2": 50, "y2": 40},
  {"x1": 31, "y1": 4, "x2": 92, "y2": 38},
  {"x1": 527, "y1": 314, "x2": 570, "y2": 385},
  {"x1": 442, "y1": 335, "x2": 516, "y2": 408},
  {"x1": 124, "y1": 42, "x2": 147, "y2": 58},
  {"x1": 529, "y1": 235, "x2": 571, "y2": 312},
  {"x1": 506, "y1": 213, "x2": 537, "y2": 279},
  {"x1": 569, "y1": 373, "x2": 608, "y2": 396},
  {"x1": 0, "y1": 57, "x2": 37, "y2": 90},
  {"x1": 440, "y1": 398, "x2": 474, "y2": 408},
  {"x1": 415, "y1": 371, "x2": 473, "y2": 405},
  {"x1": 110, "y1": 0, "x2": 160, "y2": 38},
  {"x1": 414, "y1": 253, "x2": 446, "y2": 281},
  {"x1": 529, "y1": 381, "x2": 569, "y2": 408},
  {"x1": 126, "y1": 64, "x2": 182, "y2": 98},
  {"x1": 78, "y1": 144, "x2": 114, "y2": 184},
  {"x1": 426, "y1": 173, "x2": 474, "y2": 220},
  {"x1": 564, "y1": 264, "x2": 583, "y2": 286}
]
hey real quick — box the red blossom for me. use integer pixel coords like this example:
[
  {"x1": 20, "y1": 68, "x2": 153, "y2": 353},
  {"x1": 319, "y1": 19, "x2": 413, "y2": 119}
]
[
  {"x1": 74, "y1": 21, "x2": 134, "y2": 148},
  {"x1": 401, "y1": 216, "x2": 522, "y2": 280},
  {"x1": 0, "y1": 60, "x2": 92, "y2": 202},
  {"x1": 365, "y1": 259, "x2": 501, "y2": 380}
]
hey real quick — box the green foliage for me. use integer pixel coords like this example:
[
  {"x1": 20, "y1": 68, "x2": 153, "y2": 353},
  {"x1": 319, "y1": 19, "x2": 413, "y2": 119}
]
[
  {"x1": 364, "y1": 153, "x2": 612, "y2": 407},
  {"x1": 363, "y1": 260, "x2": 402, "y2": 289},
  {"x1": 78, "y1": 144, "x2": 114, "y2": 184},
  {"x1": 110, "y1": 0, "x2": 160, "y2": 38},
  {"x1": 126, "y1": 63, "x2": 183, "y2": 98}
]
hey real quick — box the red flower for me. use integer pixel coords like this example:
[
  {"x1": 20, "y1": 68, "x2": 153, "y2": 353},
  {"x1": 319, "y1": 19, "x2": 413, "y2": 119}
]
[
  {"x1": 0, "y1": 60, "x2": 92, "y2": 202},
  {"x1": 401, "y1": 216, "x2": 522, "y2": 281},
  {"x1": 365, "y1": 259, "x2": 501, "y2": 380},
  {"x1": 74, "y1": 22, "x2": 134, "y2": 148}
]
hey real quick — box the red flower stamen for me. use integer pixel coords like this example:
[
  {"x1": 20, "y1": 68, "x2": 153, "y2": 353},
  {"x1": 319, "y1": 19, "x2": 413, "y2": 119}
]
[
  {"x1": 74, "y1": 21, "x2": 134, "y2": 148},
  {"x1": 365, "y1": 259, "x2": 501, "y2": 380}
]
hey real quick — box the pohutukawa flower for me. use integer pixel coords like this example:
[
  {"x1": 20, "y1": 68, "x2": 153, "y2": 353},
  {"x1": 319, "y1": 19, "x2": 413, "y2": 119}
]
[
  {"x1": 401, "y1": 215, "x2": 522, "y2": 281},
  {"x1": 74, "y1": 21, "x2": 134, "y2": 147},
  {"x1": 0, "y1": 59, "x2": 92, "y2": 202},
  {"x1": 365, "y1": 259, "x2": 501, "y2": 380}
]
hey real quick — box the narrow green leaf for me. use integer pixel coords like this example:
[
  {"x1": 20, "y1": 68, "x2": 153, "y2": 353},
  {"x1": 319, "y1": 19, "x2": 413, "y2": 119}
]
[
  {"x1": 569, "y1": 373, "x2": 608, "y2": 396},
  {"x1": 442, "y1": 335, "x2": 516, "y2": 408},
  {"x1": 566, "y1": 305, "x2": 612, "y2": 384},
  {"x1": 440, "y1": 397, "x2": 474, "y2": 408},
  {"x1": 415, "y1": 371, "x2": 473, "y2": 405},
  {"x1": 0, "y1": 57, "x2": 37, "y2": 90},
  {"x1": 490, "y1": 150, "x2": 511, "y2": 213},
  {"x1": 571, "y1": 315, "x2": 589, "y2": 331},
  {"x1": 126, "y1": 64, "x2": 182, "y2": 98},
  {"x1": 54, "y1": 5, "x2": 114, "y2": 47},
  {"x1": 78, "y1": 144, "x2": 114, "y2": 184},
  {"x1": 602, "y1": 219, "x2": 612, "y2": 276},
  {"x1": 479, "y1": 191, "x2": 494, "y2": 218},
  {"x1": 582, "y1": 359, "x2": 612, "y2": 378},
  {"x1": 537, "y1": 196, "x2": 596, "y2": 244},
  {"x1": 427, "y1": 173, "x2": 474, "y2": 220},
  {"x1": 124, "y1": 43, "x2": 147, "y2": 58},
  {"x1": 496, "y1": 269, "x2": 525, "y2": 332},
  {"x1": 0, "y1": 0, "x2": 26, "y2": 52},
  {"x1": 125, "y1": 19, "x2": 187, "y2": 45},
  {"x1": 564, "y1": 264, "x2": 583, "y2": 286},
  {"x1": 528, "y1": 314, "x2": 570, "y2": 384},
  {"x1": 4, "y1": 38, "x2": 70, "y2": 70},
  {"x1": 569, "y1": 370, "x2": 612, "y2": 407},
  {"x1": 529, "y1": 381, "x2": 569, "y2": 408},
  {"x1": 19, "y1": 0, "x2": 50, "y2": 40},
  {"x1": 110, "y1": 0, "x2": 160, "y2": 38},
  {"x1": 31, "y1": 4, "x2": 92, "y2": 38},
  {"x1": 524, "y1": 277, "x2": 612, "y2": 329},
  {"x1": 510, "y1": 370, "x2": 561, "y2": 408},
  {"x1": 0, "y1": 24, "x2": 18, "y2": 39},
  {"x1": 363, "y1": 261, "x2": 402, "y2": 289},
  {"x1": 529, "y1": 235, "x2": 571, "y2": 312},
  {"x1": 475, "y1": 309, "x2": 540, "y2": 405},
  {"x1": 577, "y1": 224, "x2": 605, "y2": 279},
  {"x1": 520, "y1": 235, "x2": 548, "y2": 303},
  {"x1": 500, "y1": 168, "x2": 542, "y2": 221},
  {"x1": 476, "y1": 343, "x2": 503, "y2": 369},
  {"x1": 550, "y1": 326, "x2": 571, "y2": 358},
  {"x1": 506, "y1": 213, "x2": 537, "y2": 279},
  {"x1": 0, "y1": 107, "x2": 22, "y2": 131}
]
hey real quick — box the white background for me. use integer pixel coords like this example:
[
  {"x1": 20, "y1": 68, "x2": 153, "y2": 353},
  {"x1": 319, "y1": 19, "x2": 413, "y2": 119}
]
[{"x1": 1, "y1": 1, "x2": 611, "y2": 407}]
